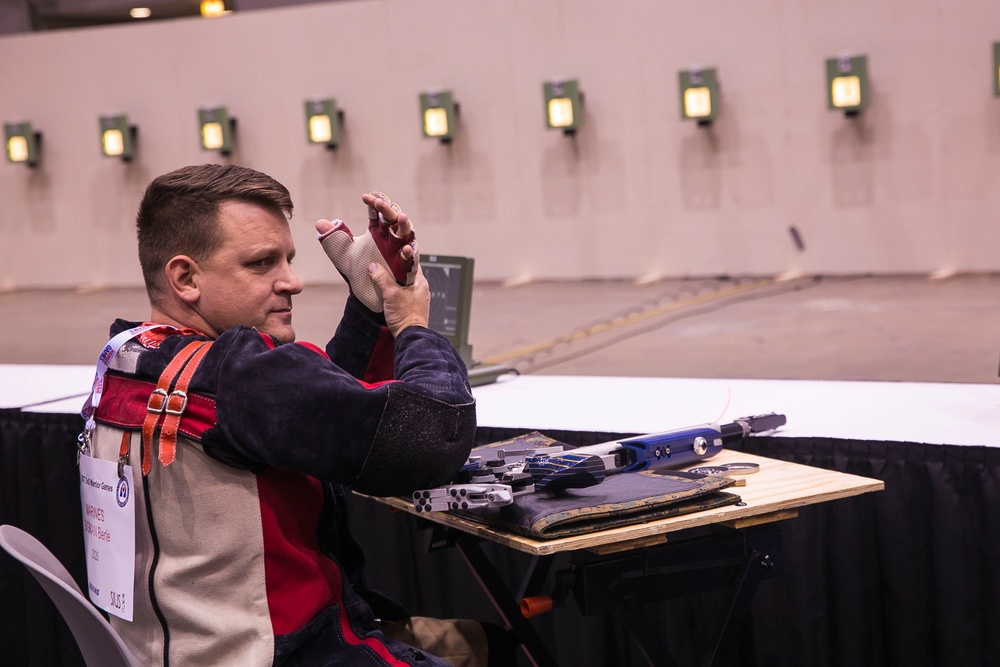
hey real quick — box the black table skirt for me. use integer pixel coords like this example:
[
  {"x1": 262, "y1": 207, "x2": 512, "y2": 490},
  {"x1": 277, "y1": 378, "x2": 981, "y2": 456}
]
[
  {"x1": 3, "y1": 411, "x2": 998, "y2": 667},
  {"x1": 0, "y1": 409, "x2": 91, "y2": 667}
]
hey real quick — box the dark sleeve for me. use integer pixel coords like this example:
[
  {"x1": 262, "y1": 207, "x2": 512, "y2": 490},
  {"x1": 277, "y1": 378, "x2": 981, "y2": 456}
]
[
  {"x1": 325, "y1": 296, "x2": 395, "y2": 383},
  {"x1": 201, "y1": 325, "x2": 476, "y2": 497}
]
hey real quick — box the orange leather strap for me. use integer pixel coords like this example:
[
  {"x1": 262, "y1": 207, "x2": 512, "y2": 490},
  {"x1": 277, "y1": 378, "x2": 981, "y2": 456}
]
[
  {"x1": 117, "y1": 430, "x2": 132, "y2": 479},
  {"x1": 118, "y1": 430, "x2": 131, "y2": 460},
  {"x1": 141, "y1": 341, "x2": 208, "y2": 475},
  {"x1": 157, "y1": 342, "x2": 212, "y2": 469}
]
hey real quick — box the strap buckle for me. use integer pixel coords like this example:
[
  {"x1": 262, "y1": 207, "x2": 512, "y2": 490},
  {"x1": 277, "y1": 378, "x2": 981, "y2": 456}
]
[
  {"x1": 76, "y1": 430, "x2": 92, "y2": 464},
  {"x1": 147, "y1": 387, "x2": 168, "y2": 414},
  {"x1": 165, "y1": 390, "x2": 188, "y2": 416}
]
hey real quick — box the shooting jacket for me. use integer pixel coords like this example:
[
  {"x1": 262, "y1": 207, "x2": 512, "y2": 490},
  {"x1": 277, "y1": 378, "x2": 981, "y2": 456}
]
[{"x1": 88, "y1": 296, "x2": 476, "y2": 666}]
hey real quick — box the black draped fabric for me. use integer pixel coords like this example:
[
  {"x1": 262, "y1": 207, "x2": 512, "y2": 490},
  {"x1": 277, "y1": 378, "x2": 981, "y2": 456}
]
[
  {"x1": 0, "y1": 408, "x2": 87, "y2": 667},
  {"x1": 4, "y1": 413, "x2": 1000, "y2": 666},
  {"x1": 729, "y1": 436, "x2": 1000, "y2": 667}
]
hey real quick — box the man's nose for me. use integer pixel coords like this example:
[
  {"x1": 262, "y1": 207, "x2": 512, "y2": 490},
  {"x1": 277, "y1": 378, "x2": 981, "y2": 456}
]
[{"x1": 278, "y1": 265, "x2": 304, "y2": 295}]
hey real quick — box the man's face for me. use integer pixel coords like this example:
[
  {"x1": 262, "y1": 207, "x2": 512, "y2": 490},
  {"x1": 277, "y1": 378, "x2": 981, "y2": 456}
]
[{"x1": 193, "y1": 200, "x2": 303, "y2": 343}]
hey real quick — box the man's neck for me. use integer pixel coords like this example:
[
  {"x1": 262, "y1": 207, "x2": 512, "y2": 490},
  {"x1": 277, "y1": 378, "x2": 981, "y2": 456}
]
[{"x1": 148, "y1": 306, "x2": 217, "y2": 339}]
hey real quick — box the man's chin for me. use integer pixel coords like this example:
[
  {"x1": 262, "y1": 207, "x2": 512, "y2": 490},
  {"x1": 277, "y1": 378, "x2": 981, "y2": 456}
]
[{"x1": 261, "y1": 320, "x2": 295, "y2": 344}]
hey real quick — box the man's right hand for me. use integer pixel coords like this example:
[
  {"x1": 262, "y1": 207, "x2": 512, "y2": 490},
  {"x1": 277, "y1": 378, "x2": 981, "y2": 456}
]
[
  {"x1": 316, "y1": 192, "x2": 419, "y2": 313},
  {"x1": 369, "y1": 262, "x2": 430, "y2": 337}
]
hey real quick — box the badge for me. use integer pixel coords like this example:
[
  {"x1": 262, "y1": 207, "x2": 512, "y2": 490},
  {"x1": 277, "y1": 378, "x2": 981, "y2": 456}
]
[{"x1": 79, "y1": 455, "x2": 136, "y2": 621}]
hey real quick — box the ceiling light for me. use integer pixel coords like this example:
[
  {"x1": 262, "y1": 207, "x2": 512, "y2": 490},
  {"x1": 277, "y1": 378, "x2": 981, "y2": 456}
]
[
  {"x1": 826, "y1": 55, "x2": 869, "y2": 116},
  {"x1": 419, "y1": 91, "x2": 458, "y2": 143},
  {"x1": 305, "y1": 99, "x2": 343, "y2": 148},
  {"x1": 4, "y1": 121, "x2": 41, "y2": 167},
  {"x1": 543, "y1": 79, "x2": 583, "y2": 135},
  {"x1": 679, "y1": 68, "x2": 719, "y2": 126}
]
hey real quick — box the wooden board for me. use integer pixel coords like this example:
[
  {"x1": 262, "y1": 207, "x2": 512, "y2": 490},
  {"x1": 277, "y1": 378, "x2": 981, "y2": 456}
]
[{"x1": 371, "y1": 449, "x2": 884, "y2": 556}]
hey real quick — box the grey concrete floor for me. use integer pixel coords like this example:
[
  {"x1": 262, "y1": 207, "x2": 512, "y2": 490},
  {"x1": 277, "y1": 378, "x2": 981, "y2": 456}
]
[{"x1": 2, "y1": 274, "x2": 999, "y2": 384}]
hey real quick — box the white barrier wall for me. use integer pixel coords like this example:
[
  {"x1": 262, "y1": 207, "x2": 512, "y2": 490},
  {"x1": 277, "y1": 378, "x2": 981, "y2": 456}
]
[{"x1": 1, "y1": 0, "x2": 999, "y2": 288}]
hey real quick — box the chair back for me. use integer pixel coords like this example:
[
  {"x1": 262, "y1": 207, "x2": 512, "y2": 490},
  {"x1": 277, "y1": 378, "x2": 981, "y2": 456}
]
[{"x1": 0, "y1": 524, "x2": 139, "y2": 667}]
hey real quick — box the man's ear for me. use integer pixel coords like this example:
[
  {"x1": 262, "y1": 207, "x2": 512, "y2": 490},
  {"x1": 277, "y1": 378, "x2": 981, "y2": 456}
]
[{"x1": 163, "y1": 255, "x2": 201, "y2": 305}]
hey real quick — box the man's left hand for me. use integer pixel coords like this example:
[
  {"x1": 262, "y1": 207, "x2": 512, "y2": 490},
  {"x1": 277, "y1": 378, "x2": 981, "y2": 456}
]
[{"x1": 369, "y1": 262, "x2": 430, "y2": 337}]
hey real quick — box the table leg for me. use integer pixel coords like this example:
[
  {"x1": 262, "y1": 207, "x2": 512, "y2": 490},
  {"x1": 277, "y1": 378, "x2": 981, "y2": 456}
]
[
  {"x1": 617, "y1": 604, "x2": 684, "y2": 667},
  {"x1": 454, "y1": 536, "x2": 561, "y2": 667},
  {"x1": 701, "y1": 546, "x2": 776, "y2": 667}
]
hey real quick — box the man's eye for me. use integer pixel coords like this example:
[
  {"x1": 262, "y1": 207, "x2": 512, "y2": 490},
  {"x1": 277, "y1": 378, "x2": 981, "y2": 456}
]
[{"x1": 249, "y1": 258, "x2": 272, "y2": 268}]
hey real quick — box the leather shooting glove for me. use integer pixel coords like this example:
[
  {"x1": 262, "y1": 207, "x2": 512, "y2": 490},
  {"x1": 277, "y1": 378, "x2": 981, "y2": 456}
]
[{"x1": 317, "y1": 191, "x2": 419, "y2": 313}]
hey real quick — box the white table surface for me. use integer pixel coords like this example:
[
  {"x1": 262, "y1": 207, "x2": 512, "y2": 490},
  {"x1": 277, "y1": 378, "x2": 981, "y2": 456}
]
[
  {"x1": 0, "y1": 364, "x2": 93, "y2": 412},
  {"x1": 471, "y1": 374, "x2": 1000, "y2": 448},
  {"x1": 4, "y1": 364, "x2": 999, "y2": 447}
]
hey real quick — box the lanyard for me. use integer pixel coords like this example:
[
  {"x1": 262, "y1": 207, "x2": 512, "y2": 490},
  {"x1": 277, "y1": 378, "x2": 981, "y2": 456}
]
[{"x1": 80, "y1": 324, "x2": 175, "y2": 432}]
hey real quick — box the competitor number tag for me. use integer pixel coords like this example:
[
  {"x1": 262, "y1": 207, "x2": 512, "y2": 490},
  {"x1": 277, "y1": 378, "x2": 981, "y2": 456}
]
[{"x1": 79, "y1": 455, "x2": 135, "y2": 621}]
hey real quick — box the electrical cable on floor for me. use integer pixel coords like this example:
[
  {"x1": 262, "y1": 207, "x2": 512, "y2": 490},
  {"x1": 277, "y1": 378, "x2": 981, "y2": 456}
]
[{"x1": 481, "y1": 275, "x2": 823, "y2": 374}]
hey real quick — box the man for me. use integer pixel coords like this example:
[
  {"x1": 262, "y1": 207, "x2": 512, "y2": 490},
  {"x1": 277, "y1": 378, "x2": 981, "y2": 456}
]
[{"x1": 82, "y1": 164, "x2": 500, "y2": 666}]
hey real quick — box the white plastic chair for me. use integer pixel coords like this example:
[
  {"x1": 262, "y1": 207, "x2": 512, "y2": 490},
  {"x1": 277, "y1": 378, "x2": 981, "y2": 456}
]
[{"x1": 0, "y1": 524, "x2": 138, "y2": 667}]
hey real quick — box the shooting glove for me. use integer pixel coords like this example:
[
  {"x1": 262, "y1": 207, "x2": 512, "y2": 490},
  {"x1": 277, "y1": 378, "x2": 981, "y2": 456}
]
[{"x1": 318, "y1": 192, "x2": 419, "y2": 313}]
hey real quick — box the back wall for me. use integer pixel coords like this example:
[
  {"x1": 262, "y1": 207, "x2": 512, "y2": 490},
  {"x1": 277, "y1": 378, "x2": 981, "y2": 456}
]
[{"x1": 2, "y1": 0, "x2": 999, "y2": 288}]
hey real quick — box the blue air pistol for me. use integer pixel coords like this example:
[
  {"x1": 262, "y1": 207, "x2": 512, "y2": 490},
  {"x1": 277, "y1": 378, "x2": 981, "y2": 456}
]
[{"x1": 411, "y1": 413, "x2": 786, "y2": 512}]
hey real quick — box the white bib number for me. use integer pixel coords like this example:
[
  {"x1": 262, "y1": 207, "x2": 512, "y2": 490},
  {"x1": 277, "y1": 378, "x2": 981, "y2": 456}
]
[{"x1": 79, "y1": 455, "x2": 136, "y2": 621}]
